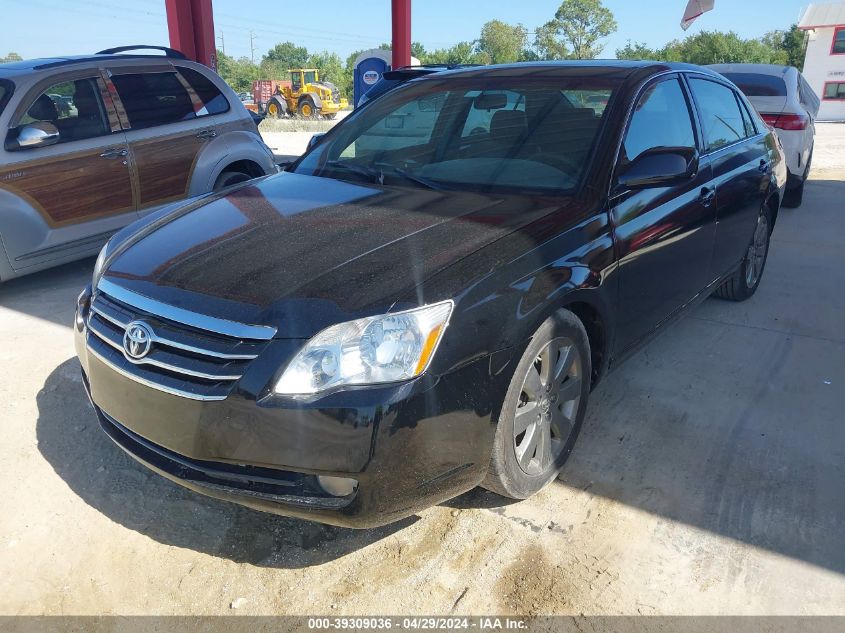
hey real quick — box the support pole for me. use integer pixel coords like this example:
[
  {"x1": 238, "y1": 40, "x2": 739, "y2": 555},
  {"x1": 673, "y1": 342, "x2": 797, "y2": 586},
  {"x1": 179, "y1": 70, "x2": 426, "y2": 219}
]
[
  {"x1": 165, "y1": 0, "x2": 217, "y2": 70},
  {"x1": 391, "y1": 0, "x2": 411, "y2": 69}
]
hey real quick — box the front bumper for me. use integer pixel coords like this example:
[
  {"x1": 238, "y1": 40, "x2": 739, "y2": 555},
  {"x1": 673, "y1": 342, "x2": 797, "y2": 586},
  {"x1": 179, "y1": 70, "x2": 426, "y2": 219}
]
[{"x1": 74, "y1": 287, "x2": 505, "y2": 528}]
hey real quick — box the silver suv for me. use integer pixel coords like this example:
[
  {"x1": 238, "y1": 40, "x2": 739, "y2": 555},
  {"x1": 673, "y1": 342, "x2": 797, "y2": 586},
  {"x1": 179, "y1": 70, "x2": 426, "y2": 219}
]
[{"x1": 0, "y1": 46, "x2": 277, "y2": 281}]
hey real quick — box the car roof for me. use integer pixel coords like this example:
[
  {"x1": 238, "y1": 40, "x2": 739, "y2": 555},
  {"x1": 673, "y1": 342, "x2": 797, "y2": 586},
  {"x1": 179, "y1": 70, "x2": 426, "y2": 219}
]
[
  {"x1": 706, "y1": 63, "x2": 795, "y2": 77},
  {"x1": 0, "y1": 54, "x2": 181, "y2": 77},
  {"x1": 422, "y1": 59, "x2": 724, "y2": 80}
]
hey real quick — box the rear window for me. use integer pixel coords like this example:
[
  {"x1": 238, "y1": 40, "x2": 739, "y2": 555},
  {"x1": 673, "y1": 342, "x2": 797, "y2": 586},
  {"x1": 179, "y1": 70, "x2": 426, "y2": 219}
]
[
  {"x1": 720, "y1": 72, "x2": 787, "y2": 97},
  {"x1": 178, "y1": 67, "x2": 230, "y2": 116}
]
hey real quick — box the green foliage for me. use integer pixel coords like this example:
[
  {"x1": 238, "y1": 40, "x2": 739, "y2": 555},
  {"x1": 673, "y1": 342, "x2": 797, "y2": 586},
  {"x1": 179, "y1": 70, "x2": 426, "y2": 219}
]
[
  {"x1": 307, "y1": 51, "x2": 345, "y2": 88},
  {"x1": 535, "y1": 20, "x2": 570, "y2": 60},
  {"x1": 541, "y1": 0, "x2": 618, "y2": 60},
  {"x1": 476, "y1": 20, "x2": 529, "y2": 64},
  {"x1": 423, "y1": 41, "x2": 487, "y2": 66},
  {"x1": 216, "y1": 49, "x2": 261, "y2": 93},
  {"x1": 261, "y1": 41, "x2": 310, "y2": 80},
  {"x1": 1, "y1": 52, "x2": 23, "y2": 63},
  {"x1": 616, "y1": 27, "x2": 808, "y2": 68}
]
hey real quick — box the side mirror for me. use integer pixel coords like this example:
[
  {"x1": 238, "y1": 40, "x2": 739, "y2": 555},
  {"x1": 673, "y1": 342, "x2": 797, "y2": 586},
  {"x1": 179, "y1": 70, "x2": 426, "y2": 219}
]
[
  {"x1": 617, "y1": 147, "x2": 698, "y2": 190},
  {"x1": 307, "y1": 132, "x2": 326, "y2": 150},
  {"x1": 7, "y1": 122, "x2": 60, "y2": 151}
]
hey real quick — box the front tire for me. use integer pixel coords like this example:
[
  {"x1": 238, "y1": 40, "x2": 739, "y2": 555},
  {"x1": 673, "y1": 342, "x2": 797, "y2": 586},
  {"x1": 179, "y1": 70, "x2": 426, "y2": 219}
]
[
  {"x1": 713, "y1": 206, "x2": 771, "y2": 301},
  {"x1": 483, "y1": 310, "x2": 591, "y2": 500}
]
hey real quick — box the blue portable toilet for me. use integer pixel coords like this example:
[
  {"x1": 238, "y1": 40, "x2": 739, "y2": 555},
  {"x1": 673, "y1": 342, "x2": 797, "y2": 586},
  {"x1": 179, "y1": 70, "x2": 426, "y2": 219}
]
[{"x1": 353, "y1": 49, "x2": 419, "y2": 107}]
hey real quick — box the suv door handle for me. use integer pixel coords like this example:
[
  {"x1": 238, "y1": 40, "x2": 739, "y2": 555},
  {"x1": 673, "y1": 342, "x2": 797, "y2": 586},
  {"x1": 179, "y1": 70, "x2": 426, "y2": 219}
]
[
  {"x1": 700, "y1": 186, "x2": 716, "y2": 207},
  {"x1": 100, "y1": 147, "x2": 128, "y2": 159},
  {"x1": 758, "y1": 159, "x2": 770, "y2": 173},
  {"x1": 196, "y1": 129, "x2": 218, "y2": 140}
]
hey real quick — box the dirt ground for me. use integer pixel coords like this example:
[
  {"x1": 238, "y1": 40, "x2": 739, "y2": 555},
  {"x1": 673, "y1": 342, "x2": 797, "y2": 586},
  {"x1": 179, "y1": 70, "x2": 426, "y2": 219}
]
[{"x1": 1, "y1": 125, "x2": 844, "y2": 617}]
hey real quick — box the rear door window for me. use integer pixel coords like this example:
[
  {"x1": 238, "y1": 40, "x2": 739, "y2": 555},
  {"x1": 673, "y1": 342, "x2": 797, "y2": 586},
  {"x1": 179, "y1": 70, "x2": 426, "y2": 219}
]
[
  {"x1": 623, "y1": 77, "x2": 696, "y2": 163},
  {"x1": 177, "y1": 67, "x2": 230, "y2": 116},
  {"x1": 111, "y1": 72, "x2": 195, "y2": 129},
  {"x1": 689, "y1": 78, "x2": 747, "y2": 151}
]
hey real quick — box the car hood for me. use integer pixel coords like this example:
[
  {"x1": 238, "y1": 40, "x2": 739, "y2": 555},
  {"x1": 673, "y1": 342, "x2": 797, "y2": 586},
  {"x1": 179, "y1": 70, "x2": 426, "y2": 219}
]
[{"x1": 101, "y1": 172, "x2": 571, "y2": 337}]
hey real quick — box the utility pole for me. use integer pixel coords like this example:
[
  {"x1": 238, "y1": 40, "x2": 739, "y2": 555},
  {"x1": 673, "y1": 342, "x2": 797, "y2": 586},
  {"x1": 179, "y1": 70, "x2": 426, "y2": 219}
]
[
  {"x1": 249, "y1": 30, "x2": 257, "y2": 64},
  {"x1": 217, "y1": 32, "x2": 225, "y2": 55}
]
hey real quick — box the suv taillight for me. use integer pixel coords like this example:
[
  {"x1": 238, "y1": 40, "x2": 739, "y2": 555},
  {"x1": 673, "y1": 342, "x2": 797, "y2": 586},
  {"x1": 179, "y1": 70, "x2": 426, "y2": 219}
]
[{"x1": 761, "y1": 112, "x2": 809, "y2": 131}]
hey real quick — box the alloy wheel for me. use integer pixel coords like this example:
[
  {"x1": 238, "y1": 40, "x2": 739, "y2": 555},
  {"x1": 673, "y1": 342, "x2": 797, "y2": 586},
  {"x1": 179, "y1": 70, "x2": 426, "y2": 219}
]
[
  {"x1": 745, "y1": 213, "x2": 770, "y2": 288},
  {"x1": 513, "y1": 337, "x2": 582, "y2": 476}
]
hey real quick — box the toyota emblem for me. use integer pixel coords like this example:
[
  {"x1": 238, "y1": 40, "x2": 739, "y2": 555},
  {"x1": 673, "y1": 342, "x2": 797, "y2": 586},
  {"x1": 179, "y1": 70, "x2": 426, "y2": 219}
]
[{"x1": 123, "y1": 321, "x2": 154, "y2": 360}]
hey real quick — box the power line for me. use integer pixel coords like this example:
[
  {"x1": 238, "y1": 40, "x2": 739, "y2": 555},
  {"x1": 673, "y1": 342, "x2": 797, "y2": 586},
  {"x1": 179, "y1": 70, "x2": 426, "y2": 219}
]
[
  {"x1": 249, "y1": 30, "x2": 257, "y2": 63},
  {"x1": 217, "y1": 32, "x2": 225, "y2": 55}
]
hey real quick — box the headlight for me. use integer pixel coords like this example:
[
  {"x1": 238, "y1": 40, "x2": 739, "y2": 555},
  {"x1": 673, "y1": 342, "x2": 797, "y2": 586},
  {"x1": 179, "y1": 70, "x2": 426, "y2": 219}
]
[
  {"x1": 92, "y1": 241, "x2": 109, "y2": 289},
  {"x1": 274, "y1": 301, "x2": 453, "y2": 395}
]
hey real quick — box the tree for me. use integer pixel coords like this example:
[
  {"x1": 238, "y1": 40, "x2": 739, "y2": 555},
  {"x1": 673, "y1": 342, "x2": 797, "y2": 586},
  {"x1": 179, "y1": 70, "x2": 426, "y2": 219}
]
[
  {"x1": 534, "y1": 21, "x2": 569, "y2": 60},
  {"x1": 261, "y1": 41, "x2": 311, "y2": 79},
  {"x1": 476, "y1": 20, "x2": 528, "y2": 64},
  {"x1": 615, "y1": 40, "x2": 663, "y2": 61},
  {"x1": 307, "y1": 51, "x2": 345, "y2": 89},
  {"x1": 216, "y1": 49, "x2": 261, "y2": 93},
  {"x1": 426, "y1": 41, "x2": 486, "y2": 65},
  {"x1": 1, "y1": 52, "x2": 22, "y2": 63},
  {"x1": 762, "y1": 24, "x2": 807, "y2": 70},
  {"x1": 547, "y1": 0, "x2": 617, "y2": 59}
]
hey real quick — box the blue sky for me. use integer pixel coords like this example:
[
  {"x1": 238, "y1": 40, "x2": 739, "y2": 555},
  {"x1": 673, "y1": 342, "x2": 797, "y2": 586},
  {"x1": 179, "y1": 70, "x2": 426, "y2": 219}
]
[{"x1": 4, "y1": 0, "x2": 811, "y2": 62}]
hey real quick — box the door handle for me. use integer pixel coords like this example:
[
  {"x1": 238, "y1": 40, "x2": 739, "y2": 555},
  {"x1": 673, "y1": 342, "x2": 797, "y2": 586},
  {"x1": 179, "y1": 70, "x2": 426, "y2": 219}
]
[
  {"x1": 758, "y1": 159, "x2": 770, "y2": 173},
  {"x1": 699, "y1": 186, "x2": 716, "y2": 207},
  {"x1": 196, "y1": 129, "x2": 218, "y2": 140},
  {"x1": 100, "y1": 147, "x2": 128, "y2": 159}
]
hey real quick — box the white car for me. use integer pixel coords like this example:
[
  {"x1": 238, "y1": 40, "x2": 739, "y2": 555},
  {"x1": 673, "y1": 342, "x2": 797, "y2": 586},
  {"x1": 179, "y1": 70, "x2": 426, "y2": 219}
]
[{"x1": 708, "y1": 63, "x2": 819, "y2": 207}]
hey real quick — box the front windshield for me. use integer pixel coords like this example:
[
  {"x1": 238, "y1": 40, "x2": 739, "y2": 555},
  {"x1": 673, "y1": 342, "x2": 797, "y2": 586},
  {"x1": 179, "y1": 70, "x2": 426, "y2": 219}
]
[{"x1": 294, "y1": 75, "x2": 617, "y2": 194}]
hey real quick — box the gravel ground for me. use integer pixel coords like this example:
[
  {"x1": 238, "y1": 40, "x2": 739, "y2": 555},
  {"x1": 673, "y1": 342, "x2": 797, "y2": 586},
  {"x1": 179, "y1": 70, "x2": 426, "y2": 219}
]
[{"x1": 0, "y1": 125, "x2": 843, "y2": 618}]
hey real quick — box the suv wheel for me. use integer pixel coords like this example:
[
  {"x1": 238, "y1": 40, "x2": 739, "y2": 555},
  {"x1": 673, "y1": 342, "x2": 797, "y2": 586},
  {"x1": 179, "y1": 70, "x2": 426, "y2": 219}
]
[
  {"x1": 213, "y1": 170, "x2": 252, "y2": 191},
  {"x1": 714, "y1": 206, "x2": 771, "y2": 301},
  {"x1": 483, "y1": 310, "x2": 591, "y2": 499}
]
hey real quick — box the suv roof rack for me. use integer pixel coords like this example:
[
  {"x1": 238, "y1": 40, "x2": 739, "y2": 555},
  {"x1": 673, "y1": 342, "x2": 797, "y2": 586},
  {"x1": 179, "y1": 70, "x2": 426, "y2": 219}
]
[{"x1": 96, "y1": 45, "x2": 187, "y2": 59}]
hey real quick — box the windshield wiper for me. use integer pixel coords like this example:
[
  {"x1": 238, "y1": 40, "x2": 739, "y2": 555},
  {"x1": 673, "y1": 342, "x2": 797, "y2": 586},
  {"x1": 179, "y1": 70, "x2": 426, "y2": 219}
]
[
  {"x1": 383, "y1": 165, "x2": 444, "y2": 191},
  {"x1": 322, "y1": 160, "x2": 384, "y2": 184},
  {"x1": 322, "y1": 160, "x2": 443, "y2": 191}
]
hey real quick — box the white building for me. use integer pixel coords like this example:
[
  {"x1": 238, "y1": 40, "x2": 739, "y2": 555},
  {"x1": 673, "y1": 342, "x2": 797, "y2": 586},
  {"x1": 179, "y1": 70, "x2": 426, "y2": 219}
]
[{"x1": 799, "y1": 2, "x2": 845, "y2": 120}]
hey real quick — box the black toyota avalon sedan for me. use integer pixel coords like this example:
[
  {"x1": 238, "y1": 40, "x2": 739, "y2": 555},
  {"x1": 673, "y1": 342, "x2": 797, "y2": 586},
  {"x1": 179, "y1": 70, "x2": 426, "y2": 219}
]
[{"x1": 75, "y1": 61, "x2": 786, "y2": 527}]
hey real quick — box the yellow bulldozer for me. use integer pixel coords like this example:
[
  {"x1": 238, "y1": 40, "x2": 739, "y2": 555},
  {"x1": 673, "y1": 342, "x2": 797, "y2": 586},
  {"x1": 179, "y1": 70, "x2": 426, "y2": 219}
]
[{"x1": 262, "y1": 69, "x2": 348, "y2": 119}]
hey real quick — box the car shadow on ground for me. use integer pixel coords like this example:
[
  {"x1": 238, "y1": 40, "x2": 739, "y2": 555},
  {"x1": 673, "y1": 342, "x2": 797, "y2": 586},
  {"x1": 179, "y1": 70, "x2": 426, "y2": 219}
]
[
  {"x1": 0, "y1": 257, "x2": 94, "y2": 329},
  {"x1": 36, "y1": 358, "x2": 415, "y2": 569}
]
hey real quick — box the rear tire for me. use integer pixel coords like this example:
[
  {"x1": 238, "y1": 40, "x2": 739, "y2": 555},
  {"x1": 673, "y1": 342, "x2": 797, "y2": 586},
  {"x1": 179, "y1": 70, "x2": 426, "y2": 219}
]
[
  {"x1": 713, "y1": 206, "x2": 771, "y2": 302},
  {"x1": 482, "y1": 310, "x2": 591, "y2": 500},
  {"x1": 213, "y1": 170, "x2": 252, "y2": 191}
]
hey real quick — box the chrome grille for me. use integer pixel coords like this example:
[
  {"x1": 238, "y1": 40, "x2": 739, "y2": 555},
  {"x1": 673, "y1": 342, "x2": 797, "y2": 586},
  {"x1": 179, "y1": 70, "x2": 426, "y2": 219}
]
[{"x1": 86, "y1": 282, "x2": 275, "y2": 401}]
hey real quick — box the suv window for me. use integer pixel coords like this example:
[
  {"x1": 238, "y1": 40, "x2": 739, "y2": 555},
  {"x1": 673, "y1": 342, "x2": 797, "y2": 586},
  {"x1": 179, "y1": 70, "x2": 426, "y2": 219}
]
[
  {"x1": 623, "y1": 78, "x2": 695, "y2": 163},
  {"x1": 111, "y1": 72, "x2": 194, "y2": 129},
  {"x1": 178, "y1": 67, "x2": 230, "y2": 116},
  {"x1": 689, "y1": 78, "x2": 746, "y2": 151},
  {"x1": 19, "y1": 78, "x2": 109, "y2": 143}
]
